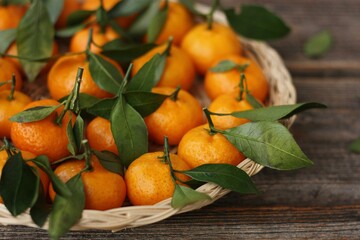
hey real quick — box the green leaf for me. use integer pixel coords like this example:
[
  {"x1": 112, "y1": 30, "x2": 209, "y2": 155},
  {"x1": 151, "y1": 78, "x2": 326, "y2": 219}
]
[
  {"x1": 45, "y1": 0, "x2": 64, "y2": 24},
  {"x1": 127, "y1": 53, "x2": 166, "y2": 91},
  {"x1": 55, "y1": 23, "x2": 87, "y2": 38},
  {"x1": 225, "y1": 5, "x2": 290, "y2": 40},
  {"x1": 101, "y1": 41, "x2": 155, "y2": 63},
  {"x1": 183, "y1": 164, "x2": 258, "y2": 194},
  {"x1": 88, "y1": 52, "x2": 123, "y2": 94},
  {"x1": 96, "y1": 7, "x2": 108, "y2": 31},
  {"x1": 86, "y1": 97, "x2": 116, "y2": 119},
  {"x1": 49, "y1": 174, "x2": 85, "y2": 240},
  {"x1": 30, "y1": 184, "x2": 51, "y2": 228},
  {"x1": 227, "y1": 102, "x2": 327, "y2": 122},
  {"x1": 0, "y1": 29, "x2": 16, "y2": 53},
  {"x1": 0, "y1": 153, "x2": 39, "y2": 216},
  {"x1": 147, "y1": 2, "x2": 168, "y2": 43},
  {"x1": 304, "y1": 30, "x2": 333, "y2": 58},
  {"x1": 66, "y1": 10, "x2": 95, "y2": 27},
  {"x1": 59, "y1": 93, "x2": 100, "y2": 110},
  {"x1": 110, "y1": 96, "x2": 148, "y2": 167},
  {"x1": 223, "y1": 121, "x2": 313, "y2": 170},
  {"x1": 210, "y1": 60, "x2": 239, "y2": 72},
  {"x1": 9, "y1": 105, "x2": 61, "y2": 123},
  {"x1": 66, "y1": 119, "x2": 77, "y2": 156},
  {"x1": 124, "y1": 91, "x2": 168, "y2": 117},
  {"x1": 30, "y1": 156, "x2": 71, "y2": 198},
  {"x1": 108, "y1": 0, "x2": 152, "y2": 18},
  {"x1": 66, "y1": 115, "x2": 84, "y2": 156},
  {"x1": 171, "y1": 185, "x2": 211, "y2": 209},
  {"x1": 128, "y1": 0, "x2": 160, "y2": 37},
  {"x1": 17, "y1": 0, "x2": 55, "y2": 81},
  {"x1": 246, "y1": 92, "x2": 263, "y2": 109},
  {"x1": 93, "y1": 150, "x2": 124, "y2": 176},
  {"x1": 349, "y1": 137, "x2": 360, "y2": 154}
]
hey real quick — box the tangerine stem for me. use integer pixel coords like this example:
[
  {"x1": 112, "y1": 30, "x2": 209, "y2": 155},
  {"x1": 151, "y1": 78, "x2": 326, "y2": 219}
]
[
  {"x1": 170, "y1": 86, "x2": 181, "y2": 102},
  {"x1": 7, "y1": 74, "x2": 16, "y2": 101},
  {"x1": 85, "y1": 28, "x2": 94, "y2": 59},
  {"x1": 236, "y1": 73, "x2": 247, "y2": 101},
  {"x1": 82, "y1": 139, "x2": 93, "y2": 172},
  {"x1": 117, "y1": 63, "x2": 132, "y2": 95},
  {"x1": 162, "y1": 36, "x2": 173, "y2": 57},
  {"x1": 163, "y1": 136, "x2": 177, "y2": 183},
  {"x1": 207, "y1": 0, "x2": 219, "y2": 30},
  {"x1": 203, "y1": 107, "x2": 217, "y2": 135}
]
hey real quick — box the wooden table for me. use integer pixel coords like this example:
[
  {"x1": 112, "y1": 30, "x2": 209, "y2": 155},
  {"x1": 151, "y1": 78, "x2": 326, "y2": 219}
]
[{"x1": 1, "y1": 0, "x2": 359, "y2": 239}]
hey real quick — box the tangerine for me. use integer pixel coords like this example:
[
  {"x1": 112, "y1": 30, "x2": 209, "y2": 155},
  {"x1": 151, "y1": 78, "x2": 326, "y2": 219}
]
[
  {"x1": 48, "y1": 156, "x2": 126, "y2": 210},
  {"x1": 48, "y1": 53, "x2": 123, "y2": 100},
  {"x1": 178, "y1": 124, "x2": 245, "y2": 169},
  {"x1": 0, "y1": 58, "x2": 23, "y2": 92},
  {"x1": 10, "y1": 99, "x2": 75, "y2": 163},
  {"x1": 181, "y1": 22, "x2": 242, "y2": 75},
  {"x1": 55, "y1": 0, "x2": 82, "y2": 29},
  {"x1": 125, "y1": 152, "x2": 190, "y2": 206},
  {"x1": 144, "y1": 87, "x2": 203, "y2": 145},
  {"x1": 0, "y1": 5, "x2": 27, "y2": 30},
  {"x1": 204, "y1": 55, "x2": 269, "y2": 102},
  {"x1": 0, "y1": 90, "x2": 32, "y2": 138},
  {"x1": 132, "y1": 43, "x2": 196, "y2": 90}
]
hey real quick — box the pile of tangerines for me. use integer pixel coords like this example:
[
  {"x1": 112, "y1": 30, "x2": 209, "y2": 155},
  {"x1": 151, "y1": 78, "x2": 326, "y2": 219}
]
[{"x1": 0, "y1": 0, "x2": 270, "y2": 216}]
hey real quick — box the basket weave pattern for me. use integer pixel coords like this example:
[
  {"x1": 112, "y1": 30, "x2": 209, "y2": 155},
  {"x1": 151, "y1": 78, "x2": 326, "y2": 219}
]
[{"x1": 0, "y1": 4, "x2": 296, "y2": 232}]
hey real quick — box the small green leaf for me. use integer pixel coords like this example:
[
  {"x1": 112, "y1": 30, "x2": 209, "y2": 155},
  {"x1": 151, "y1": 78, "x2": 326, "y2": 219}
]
[
  {"x1": 0, "y1": 29, "x2": 16, "y2": 53},
  {"x1": 86, "y1": 97, "x2": 116, "y2": 119},
  {"x1": 183, "y1": 164, "x2": 258, "y2": 194},
  {"x1": 225, "y1": 5, "x2": 290, "y2": 40},
  {"x1": 49, "y1": 174, "x2": 85, "y2": 240},
  {"x1": 210, "y1": 60, "x2": 239, "y2": 72},
  {"x1": 88, "y1": 52, "x2": 123, "y2": 94},
  {"x1": 228, "y1": 102, "x2": 327, "y2": 122},
  {"x1": 124, "y1": 91, "x2": 168, "y2": 117},
  {"x1": 0, "y1": 153, "x2": 40, "y2": 216},
  {"x1": 30, "y1": 156, "x2": 72, "y2": 198},
  {"x1": 66, "y1": 119, "x2": 77, "y2": 156},
  {"x1": 101, "y1": 41, "x2": 155, "y2": 63},
  {"x1": 9, "y1": 105, "x2": 61, "y2": 123},
  {"x1": 56, "y1": 23, "x2": 87, "y2": 38},
  {"x1": 17, "y1": 0, "x2": 55, "y2": 81},
  {"x1": 110, "y1": 96, "x2": 148, "y2": 167},
  {"x1": 223, "y1": 121, "x2": 313, "y2": 170},
  {"x1": 128, "y1": 0, "x2": 160, "y2": 37},
  {"x1": 30, "y1": 184, "x2": 51, "y2": 228},
  {"x1": 349, "y1": 137, "x2": 360, "y2": 154},
  {"x1": 171, "y1": 185, "x2": 211, "y2": 209},
  {"x1": 73, "y1": 115, "x2": 84, "y2": 152},
  {"x1": 10, "y1": 105, "x2": 61, "y2": 123},
  {"x1": 304, "y1": 30, "x2": 333, "y2": 58},
  {"x1": 93, "y1": 150, "x2": 124, "y2": 176},
  {"x1": 127, "y1": 53, "x2": 166, "y2": 91},
  {"x1": 96, "y1": 7, "x2": 108, "y2": 31},
  {"x1": 45, "y1": 0, "x2": 64, "y2": 24},
  {"x1": 108, "y1": 0, "x2": 152, "y2": 18},
  {"x1": 66, "y1": 10, "x2": 95, "y2": 26},
  {"x1": 147, "y1": 2, "x2": 168, "y2": 43}
]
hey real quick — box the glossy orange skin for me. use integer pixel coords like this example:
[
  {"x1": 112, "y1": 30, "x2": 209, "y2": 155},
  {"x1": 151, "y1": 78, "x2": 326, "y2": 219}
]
[
  {"x1": 70, "y1": 25, "x2": 119, "y2": 54},
  {"x1": 208, "y1": 93, "x2": 254, "y2": 130},
  {"x1": 181, "y1": 23, "x2": 242, "y2": 75},
  {"x1": 10, "y1": 99, "x2": 74, "y2": 163},
  {"x1": 0, "y1": 90, "x2": 32, "y2": 138},
  {"x1": 144, "y1": 87, "x2": 203, "y2": 145},
  {"x1": 48, "y1": 53, "x2": 123, "y2": 100},
  {"x1": 0, "y1": 5, "x2": 27, "y2": 30},
  {"x1": 153, "y1": 2, "x2": 194, "y2": 45},
  {"x1": 125, "y1": 152, "x2": 190, "y2": 206},
  {"x1": 86, "y1": 117, "x2": 118, "y2": 154},
  {"x1": 0, "y1": 58, "x2": 23, "y2": 92},
  {"x1": 0, "y1": 150, "x2": 50, "y2": 204},
  {"x1": 204, "y1": 55, "x2": 269, "y2": 102},
  {"x1": 178, "y1": 125, "x2": 245, "y2": 169},
  {"x1": 132, "y1": 44, "x2": 196, "y2": 90},
  {"x1": 55, "y1": 0, "x2": 82, "y2": 29},
  {"x1": 48, "y1": 156, "x2": 126, "y2": 210},
  {"x1": 82, "y1": 0, "x2": 135, "y2": 28},
  {"x1": 6, "y1": 41, "x2": 59, "y2": 73}
]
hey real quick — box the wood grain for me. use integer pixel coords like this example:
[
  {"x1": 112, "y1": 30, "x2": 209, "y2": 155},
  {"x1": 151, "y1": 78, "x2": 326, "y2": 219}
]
[{"x1": 1, "y1": 0, "x2": 359, "y2": 239}]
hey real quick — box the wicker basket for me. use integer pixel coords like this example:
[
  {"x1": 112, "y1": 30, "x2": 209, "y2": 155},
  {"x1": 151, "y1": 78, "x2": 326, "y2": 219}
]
[{"x1": 0, "y1": 3, "x2": 296, "y2": 232}]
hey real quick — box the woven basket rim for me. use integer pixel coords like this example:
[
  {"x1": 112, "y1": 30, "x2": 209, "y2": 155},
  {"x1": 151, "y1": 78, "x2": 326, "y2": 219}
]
[{"x1": 0, "y1": 2, "x2": 297, "y2": 232}]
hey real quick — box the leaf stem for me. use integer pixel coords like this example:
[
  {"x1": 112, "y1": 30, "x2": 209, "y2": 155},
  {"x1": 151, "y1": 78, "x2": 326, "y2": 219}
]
[
  {"x1": 170, "y1": 86, "x2": 181, "y2": 102},
  {"x1": 162, "y1": 36, "x2": 173, "y2": 57},
  {"x1": 162, "y1": 136, "x2": 177, "y2": 184},
  {"x1": 207, "y1": 0, "x2": 219, "y2": 30},
  {"x1": 82, "y1": 140, "x2": 93, "y2": 172},
  {"x1": 203, "y1": 108, "x2": 222, "y2": 135},
  {"x1": 85, "y1": 28, "x2": 94, "y2": 60},
  {"x1": 56, "y1": 68, "x2": 84, "y2": 125},
  {"x1": 7, "y1": 74, "x2": 16, "y2": 101}
]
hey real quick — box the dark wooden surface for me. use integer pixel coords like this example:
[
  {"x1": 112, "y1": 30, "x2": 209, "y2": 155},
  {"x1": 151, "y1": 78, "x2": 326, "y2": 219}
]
[{"x1": 1, "y1": 1, "x2": 360, "y2": 239}]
